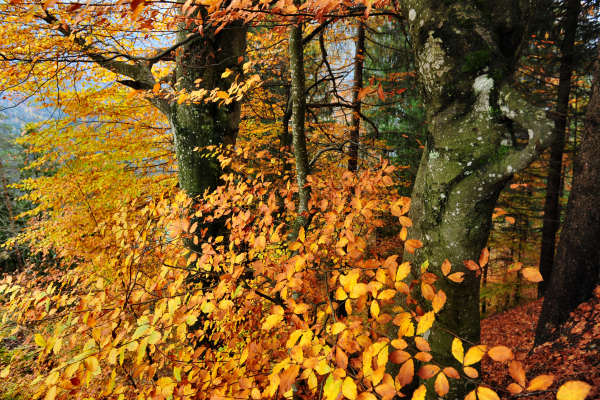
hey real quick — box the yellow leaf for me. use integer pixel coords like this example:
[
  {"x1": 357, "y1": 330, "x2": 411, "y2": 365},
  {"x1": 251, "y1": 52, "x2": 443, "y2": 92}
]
[
  {"x1": 221, "y1": 68, "x2": 234, "y2": 78},
  {"x1": 435, "y1": 373, "x2": 449, "y2": 396},
  {"x1": 323, "y1": 374, "x2": 342, "y2": 400},
  {"x1": 451, "y1": 338, "x2": 464, "y2": 364},
  {"x1": 262, "y1": 314, "x2": 283, "y2": 330},
  {"x1": 342, "y1": 377, "x2": 358, "y2": 400},
  {"x1": 349, "y1": 282, "x2": 368, "y2": 299},
  {"x1": 370, "y1": 300, "x2": 380, "y2": 319},
  {"x1": 44, "y1": 386, "x2": 57, "y2": 400},
  {"x1": 411, "y1": 384, "x2": 426, "y2": 400},
  {"x1": 335, "y1": 287, "x2": 348, "y2": 301},
  {"x1": 416, "y1": 311, "x2": 434, "y2": 335},
  {"x1": 0, "y1": 365, "x2": 9, "y2": 378},
  {"x1": 84, "y1": 356, "x2": 99, "y2": 374},
  {"x1": 34, "y1": 333, "x2": 46, "y2": 348},
  {"x1": 556, "y1": 381, "x2": 592, "y2": 400},
  {"x1": 521, "y1": 267, "x2": 543, "y2": 282},
  {"x1": 331, "y1": 322, "x2": 346, "y2": 335},
  {"x1": 377, "y1": 289, "x2": 396, "y2": 301},
  {"x1": 396, "y1": 261, "x2": 411, "y2": 282},
  {"x1": 488, "y1": 345, "x2": 514, "y2": 362},
  {"x1": 464, "y1": 345, "x2": 487, "y2": 366},
  {"x1": 527, "y1": 375, "x2": 554, "y2": 391},
  {"x1": 476, "y1": 386, "x2": 500, "y2": 400},
  {"x1": 147, "y1": 330, "x2": 161, "y2": 345},
  {"x1": 45, "y1": 370, "x2": 60, "y2": 385}
]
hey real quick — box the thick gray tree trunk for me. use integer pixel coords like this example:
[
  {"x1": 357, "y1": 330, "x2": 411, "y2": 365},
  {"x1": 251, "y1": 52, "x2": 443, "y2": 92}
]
[
  {"x1": 535, "y1": 46, "x2": 600, "y2": 345},
  {"x1": 41, "y1": 7, "x2": 246, "y2": 201},
  {"x1": 538, "y1": 0, "x2": 580, "y2": 296},
  {"x1": 402, "y1": 1, "x2": 554, "y2": 397},
  {"x1": 170, "y1": 17, "x2": 247, "y2": 198}
]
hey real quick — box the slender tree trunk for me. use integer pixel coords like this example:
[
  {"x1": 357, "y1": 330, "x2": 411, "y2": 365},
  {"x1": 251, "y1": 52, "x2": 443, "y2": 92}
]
[
  {"x1": 535, "y1": 46, "x2": 600, "y2": 345},
  {"x1": 348, "y1": 23, "x2": 365, "y2": 172},
  {"x1": 538, "y1": 0, "x2": 580, "y2": 296},
  {"x1": 289, "y1": 19, "x2": 310, "y2": 233},
  {"x1": 402, "y1": 2, "x2": 555, "y2": 398}
]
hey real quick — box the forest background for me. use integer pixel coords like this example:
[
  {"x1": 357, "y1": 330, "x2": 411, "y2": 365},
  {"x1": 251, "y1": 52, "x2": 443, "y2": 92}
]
[{"x1": 0, "y1": 0, "x2": 599, "y2": 400}]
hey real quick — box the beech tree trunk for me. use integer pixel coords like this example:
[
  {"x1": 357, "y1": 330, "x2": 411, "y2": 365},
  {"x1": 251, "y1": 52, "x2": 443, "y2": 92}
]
[
  {"x1": 402, "y1": 1, "x2": 555, "y2": 398},
  {"x1": 535, "y1": 46, "x2": 600, "y2": 345},
  {"x1": 45, "y1": 6, "x2": 247, "y2": 200},
  {"x1": 169, "y1": 17, "x2": 247, "y2": 198},
  {"x1": 289, "y1": 19, "x2": 310, "y2": 233},
  {"x1": 348, "y1": 23, "x2": 365, "y2": 172},
  {"x1": 538, "y1": 0, "x2": 580, "y2": 296}
]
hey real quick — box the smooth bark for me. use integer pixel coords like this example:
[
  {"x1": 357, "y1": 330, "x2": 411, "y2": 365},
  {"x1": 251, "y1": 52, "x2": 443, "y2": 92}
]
[{"x1": 535, "y1": 46, "x2": 600, "y2": 345}]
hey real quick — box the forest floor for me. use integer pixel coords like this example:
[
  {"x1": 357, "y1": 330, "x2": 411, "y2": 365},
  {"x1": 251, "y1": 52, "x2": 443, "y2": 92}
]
[{"x1": 481, "y1": 287, "x2": 600, "y2": 399}]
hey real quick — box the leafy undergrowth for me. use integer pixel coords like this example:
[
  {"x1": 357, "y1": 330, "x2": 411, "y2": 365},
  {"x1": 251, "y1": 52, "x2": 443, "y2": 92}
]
[{"x1": 482, "y1": 287, "x2": 600, "y2": 399}]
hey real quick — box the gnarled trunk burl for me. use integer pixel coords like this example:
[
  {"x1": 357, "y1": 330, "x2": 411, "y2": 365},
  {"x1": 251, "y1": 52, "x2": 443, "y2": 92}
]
[{"x1": 401, "y1": 1, "x2": 554, "y2": 397}]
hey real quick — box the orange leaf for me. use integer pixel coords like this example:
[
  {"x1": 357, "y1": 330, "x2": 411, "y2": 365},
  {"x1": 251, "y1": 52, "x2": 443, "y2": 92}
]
[
  {"x1": 527, "y1": 375, "x2": 554, "y2": 391},
  {"x1": 521, "y1": 267, "x2": 543, "y2": 282},
  {"x1": 488, "y1": 345, "x2": 514, "y2": 362},
  {"x1": 507, "y1": 383, "x2": 524, "y2": 394},
  {"x1": 417, "y1": 364, "x2": 439, "y2": 379},
  {"x1": 464, "y1": 260, "x2": 480, "y2": 271},
  {"x1": 434, "y1": 373, "x2": 449, "y2": 396},
  {"x1": 414, "y1": 337, "x2": 430, "y2": 352},
  {"x1": 397, "y1": 359, "x2": 414, "y2": 386},
  {"x1": 447, "y1": 272, "x2": 464, "y2": 283},
  {"x1": 463, "y1": 366, "x2": 479, "y2": 378},
  {"x1": 509, "y1": 361, "x2": 526, "y2": 387},
  {"x1": 377, "y1": 84, "x2": 386, "y2": 101},
  {"x1": 441, "y1": 259, "x2": 451, "y2": 276},
  {"x1": 404, "y1": 239, "x2": 423, "y2": 254},
  {"x1": 390, "y1": 350, "x2": 411, "y2": 364},
  {"x1": 432, "y1": 290, "x2": 446, "y2": 313},
  {"x1": 479, "y1": 248, "x2": 490, "y2": 267},
  {"x1": 443, "y1": 367, "x2": 460, "y2": 379}
]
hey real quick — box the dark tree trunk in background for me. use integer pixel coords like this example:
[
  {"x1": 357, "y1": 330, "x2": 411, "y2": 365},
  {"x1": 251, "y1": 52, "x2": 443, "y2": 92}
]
[
  {"x1": 348, "y1": 23, "x2": 365, "y2": 172},
  {"x1": 538, "y1": 0, "x2": 580, "y2": 296},
  {"x1": 401, "y1": 1, "x2": 555, "y2": 398},
  {"x1": 535, "y1": 46, "x2": 600, "y2": 346}
]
